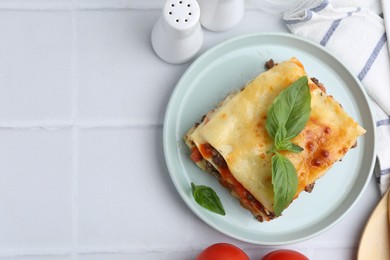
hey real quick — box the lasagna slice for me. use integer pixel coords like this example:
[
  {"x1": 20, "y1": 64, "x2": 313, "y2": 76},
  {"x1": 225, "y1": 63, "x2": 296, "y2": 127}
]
[{"x1": 185, "y1": 57, "x2": 366, "y2": 221}]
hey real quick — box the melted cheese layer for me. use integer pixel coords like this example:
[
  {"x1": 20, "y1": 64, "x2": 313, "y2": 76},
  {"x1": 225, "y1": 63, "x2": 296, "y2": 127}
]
[{"x1": 189, "y1": 57, "x2": 365, "y2": 214}]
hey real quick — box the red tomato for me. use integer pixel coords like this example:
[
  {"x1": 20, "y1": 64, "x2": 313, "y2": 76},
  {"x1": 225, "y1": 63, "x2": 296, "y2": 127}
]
[
  {"x1": 262, "y1": 249, "x2": 309, "y2": 260},
  {"x1": 197, "y1": 243, "x2": 249, "y2": 260}
]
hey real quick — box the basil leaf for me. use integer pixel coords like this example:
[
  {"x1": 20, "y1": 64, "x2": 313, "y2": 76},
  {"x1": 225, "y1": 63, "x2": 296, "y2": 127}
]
[
  {"x1": 275, "y1": 140, "x2": 304, "y2": 153},
  {"x1": 274, "y1": 125, "x2": 287, "y2": 145},
  {"x1": 265, "y1": 76, "x2": 311, "y2": 216},
  {"x1": 285, "y1": 142, "x2": 304, "y2": 153},
  {"x1": 191, "y1": 183, "x2": 225, "y2": 215},
  {"x1": 272, "y1": 153, "x2": 298, "y2": 216},
  {"x1": 266, "y1": 76, "x2": 311, "y2": 140}
]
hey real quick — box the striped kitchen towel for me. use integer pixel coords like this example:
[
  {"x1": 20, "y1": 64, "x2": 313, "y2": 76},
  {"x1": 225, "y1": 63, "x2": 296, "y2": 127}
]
[{"x1": 283, "y1": 0, "x2": 390, "y2": 194}]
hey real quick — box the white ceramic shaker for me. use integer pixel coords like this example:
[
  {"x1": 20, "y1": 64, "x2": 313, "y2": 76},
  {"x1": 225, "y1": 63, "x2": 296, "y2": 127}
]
[
  {"x1": 151, "y1": 0, "x2": 203, "y2": 64},
  {"x1": 197, "y1": 0, "x2": 244, "y2": 32}
]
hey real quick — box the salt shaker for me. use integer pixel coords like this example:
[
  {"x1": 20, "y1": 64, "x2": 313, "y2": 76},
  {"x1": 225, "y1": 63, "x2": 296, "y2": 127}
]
[
  {"x1": 151, "y1": 0, "x2": 203, "y2": 64},
  {"x1": 197, "y1": 0, "x2": 244, "y2": 32}
]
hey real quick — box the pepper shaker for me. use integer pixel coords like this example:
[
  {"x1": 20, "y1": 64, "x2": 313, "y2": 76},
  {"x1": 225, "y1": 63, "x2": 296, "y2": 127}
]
[
  {"x1": 197, "y1": 0, "x2": 244, "y2": 32},
  {"x1": 151, "y1": 0, "x2": 203, "y2": 64}
]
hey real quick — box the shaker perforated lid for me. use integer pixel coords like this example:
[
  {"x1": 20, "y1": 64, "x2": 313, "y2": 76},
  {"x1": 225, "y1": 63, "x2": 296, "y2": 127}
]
[
  {"x1": 163, "y1": 0, "x2": 200, "y2": 31},
  {"x1": 151, "y1": 0, "x2": 203, "y2": 64}
]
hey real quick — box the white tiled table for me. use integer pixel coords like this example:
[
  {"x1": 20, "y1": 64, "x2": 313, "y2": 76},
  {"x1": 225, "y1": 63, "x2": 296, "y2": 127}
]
[{"x1": 0, "y1": 1, "x2": 381, "y2": 259}]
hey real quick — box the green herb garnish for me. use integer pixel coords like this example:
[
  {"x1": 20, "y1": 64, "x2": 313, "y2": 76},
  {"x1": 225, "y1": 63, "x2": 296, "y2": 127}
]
[
  {"x1": 266, "y1": 76, "x2": 311, "y2": 216},
  {"x1": 191, "y1": 182, "x2": 225, "y2": 215},
  {"x1": 271, "y1": 152, "x2": 299, "y2": 216}
]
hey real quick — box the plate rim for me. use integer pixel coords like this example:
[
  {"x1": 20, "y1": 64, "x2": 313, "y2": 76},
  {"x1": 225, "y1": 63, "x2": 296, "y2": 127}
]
[{"x1": 163, "y1": 32, "x2": 377, "y2": 245}]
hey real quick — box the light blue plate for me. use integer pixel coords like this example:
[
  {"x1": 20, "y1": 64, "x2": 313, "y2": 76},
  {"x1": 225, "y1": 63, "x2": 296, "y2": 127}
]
[{"x1": 163, "y1": 33, "x2": 376, "y2": 245}]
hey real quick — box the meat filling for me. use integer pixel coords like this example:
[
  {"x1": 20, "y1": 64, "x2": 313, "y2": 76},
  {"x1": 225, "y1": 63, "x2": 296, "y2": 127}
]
[
  {"x1": 311, "y1": 77, "x2": 327, "y2": 93},
  {"x1": 190, "y1": 143, "x2": 275, "y2": 221},
  {"x1": 265, "y1": 59, "x2": 275, "y2": 70}
]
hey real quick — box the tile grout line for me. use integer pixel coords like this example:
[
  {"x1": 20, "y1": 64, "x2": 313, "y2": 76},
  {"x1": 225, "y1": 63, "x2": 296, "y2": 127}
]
[
  {"x1": 0, "y1": 3, "x2": 263, "y2": 11},
  {"x1": 71, "y1": 2, "x2": 80, "y2": 259},
  {"x1": 0, "y1": 3, "x2": 162, "y2": 10},
  {"x1": 71, "y1": 126, "x2": 80, "y2": 260},
  {"x1": 0, "y1": 122, "x2": 163, "y2": 129},
  {"x1": 0, "y1": 250, "x2": 72, "y2": 258}
]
